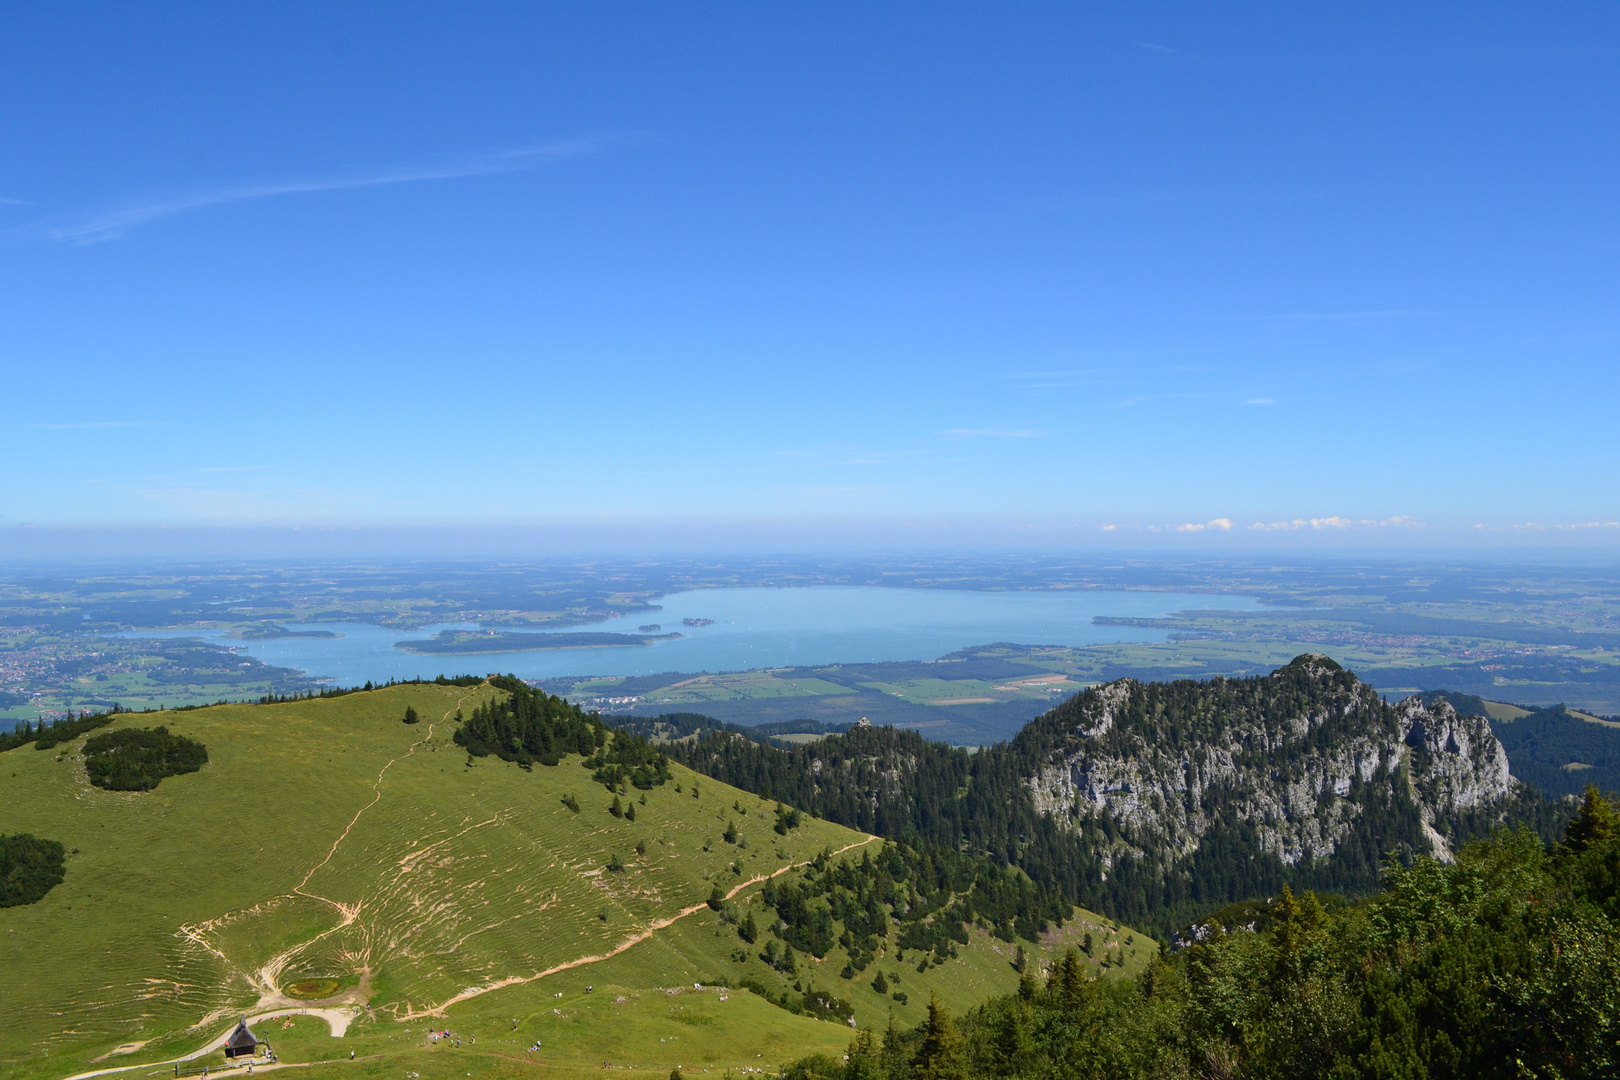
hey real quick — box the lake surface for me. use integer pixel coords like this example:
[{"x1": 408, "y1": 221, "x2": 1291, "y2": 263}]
[{"x1": 124, "y1": 586, "x2": 1260, "y2": 686}]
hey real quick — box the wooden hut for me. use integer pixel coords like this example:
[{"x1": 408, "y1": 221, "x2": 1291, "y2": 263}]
[{"x1": 223, "y1": 1018, "x2": 260, "y2": 1059}]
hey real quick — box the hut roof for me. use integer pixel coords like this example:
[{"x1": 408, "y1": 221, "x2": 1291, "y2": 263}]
[{"x1": 227, "y1": 1018, "x2": 258, "y2": 1049}]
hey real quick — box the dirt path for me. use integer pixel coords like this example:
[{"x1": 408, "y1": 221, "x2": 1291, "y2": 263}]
[
  {"x1": 58, "y1": 1009, "x2": 357, "y2": 1080},
  {"x1": 397, "y1": 833, "x2": 883, "y2": 1019},
  {"x1": 251, "y1": 691, "x2": 477, "y2": 998}
]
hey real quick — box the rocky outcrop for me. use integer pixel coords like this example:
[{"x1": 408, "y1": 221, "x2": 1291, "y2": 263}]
[{"x1": 1025, "y1": 655, "x2": 1516, "y2": 869}]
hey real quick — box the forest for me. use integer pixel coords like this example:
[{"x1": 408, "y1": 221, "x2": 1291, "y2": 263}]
[
  {"x1": 1490, "y1": 704, "x2": 1620, "y2": 798},
  {"x1": 454, "y1": 675, "x2": 608, "y2": 766},
  {"x1": 782, "y1": 787, "x2": 1620, "y2": 1080},
  {"x1": 454, "y1": 675, "x2": 675, "y2": 790},
  {"x1": 662, "y1": 657, "x2": 1565, "y2": 934}
]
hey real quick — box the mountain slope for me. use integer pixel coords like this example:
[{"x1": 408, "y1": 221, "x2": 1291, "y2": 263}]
[
  {"x1": 0, "y1": 682, "x2": 878, "y2": 1080},
  {"x1": 666, "y1": 655, "x2": 1552, "y2": 932}
]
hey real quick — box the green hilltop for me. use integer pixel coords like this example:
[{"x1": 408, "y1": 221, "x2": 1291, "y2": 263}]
[{"x1": 0, "y1": 680, "x2": 1142, "y2": 1080}]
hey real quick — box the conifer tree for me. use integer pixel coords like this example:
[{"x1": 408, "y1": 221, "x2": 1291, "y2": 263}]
[{"x1": 912, "y1": 995, "x2": 967, "y2": 1080}]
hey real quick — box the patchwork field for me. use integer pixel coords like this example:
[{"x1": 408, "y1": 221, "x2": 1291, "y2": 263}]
[{"x1": 0, "y1": 683, "x2": 1148, "y2": 1080}]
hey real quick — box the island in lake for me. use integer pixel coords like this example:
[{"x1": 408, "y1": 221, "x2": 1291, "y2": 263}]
[
  {"x1": 638, "y1": 623, "x2": 661, "y2": 631},
  {"x1": 395, "y1": 629, "x2": 682, "y2": 655},
  {"x1": 238, "y1": 623, "x2": 342, "y2": 640},
  {"x1": 682, "y1": 617, "x2": 715, "y2": 627}
]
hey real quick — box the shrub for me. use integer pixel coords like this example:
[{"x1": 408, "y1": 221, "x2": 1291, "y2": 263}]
[{"x1": 402, "y1": 706, "x2": 419, "y2": 724}]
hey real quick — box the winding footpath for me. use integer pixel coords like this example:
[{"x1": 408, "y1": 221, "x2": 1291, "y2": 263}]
[
  {"x1": 396, "y1": 832, "x2": 883, "y2": 1019},
  {"x1": 59, "y1": 1009, "x2": 357, "y2": 1080},
  {"x1": 59, "y1": 687, "x2": 878, "y2": 1077}
]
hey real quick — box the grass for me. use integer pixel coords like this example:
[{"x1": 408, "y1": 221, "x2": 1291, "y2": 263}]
[
  {"x1": 1482, "y1": 700, "x2": 1533, "y2": 722},
  {"x1": 0, "y1": 680, "x2": 1156, "y2": 1080},
  {"x1": 0, "y1": 683, "x2": 874, "y2": 1080}
]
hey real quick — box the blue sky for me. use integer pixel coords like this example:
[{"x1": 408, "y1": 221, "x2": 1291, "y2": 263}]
[{"x1": 2, "y1": 4, "x2": 1618, "y2": 550}]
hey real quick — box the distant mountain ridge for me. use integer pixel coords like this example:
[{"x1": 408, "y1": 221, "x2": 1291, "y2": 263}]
[{"x1": 665, "y1": 655, "x2": 1557, "y2": 932}]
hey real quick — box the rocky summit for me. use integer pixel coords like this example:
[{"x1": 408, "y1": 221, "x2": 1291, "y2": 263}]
[{"x1": 1025, "y1": 655, "x2": 1517, "y2": 879}]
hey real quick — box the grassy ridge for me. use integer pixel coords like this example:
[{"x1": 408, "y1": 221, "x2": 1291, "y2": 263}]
[{"x1": 0, "y1": 681, "x2": 1155, "y2": 1080}]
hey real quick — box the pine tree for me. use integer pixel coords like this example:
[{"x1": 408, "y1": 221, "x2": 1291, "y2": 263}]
[
  {"x1": 1049, "y1": 947, "x2": 1088, "y2": 1012},
  {"x1": 610, "y1": 795, "x2": 623, "y2": 818},
  {"x1": 739, "y1": 909, "x2": 758, "y2": 943},
  {"x1": 1562, "y1": 785, "x2": 1618, "y2": 856},
  {"x1": 845, "y1": 1028, "x2": 884, "y2": 1080},
  {"x1": 912, "y1": 995, "x2": 967, "y2": 1080}
]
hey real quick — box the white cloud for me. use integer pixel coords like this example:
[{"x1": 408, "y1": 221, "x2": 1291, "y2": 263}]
[{"x1": 1175, "y1": 518, "x2": 1233, "y2": 533}]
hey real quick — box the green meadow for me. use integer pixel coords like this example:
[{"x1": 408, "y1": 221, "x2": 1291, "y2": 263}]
[{"x1": 0, "y1": 683, "x2": 1148, "y2": 1080}]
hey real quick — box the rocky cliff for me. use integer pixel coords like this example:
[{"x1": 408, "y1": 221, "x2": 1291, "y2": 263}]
[{"x1": 1023, "y1": 654, "x2": 1515, "y2": 873}]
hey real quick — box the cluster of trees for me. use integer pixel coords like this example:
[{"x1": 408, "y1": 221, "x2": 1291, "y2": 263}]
[
  {"x1": 0, "y1": 833, "x2": 66, "y2": 907},
  {"x1": 783, "y1": 788, "x2": 1620, "y2": 1080},
  {"x1": 587, "y1": 728, "x2": 672, "y2": 791},
  {"x1": 81, "y1": 726, "x2": 208, "y2": 791},
  {"x1": 665, "y1": 658, "x2": 1561, "y2": 933},
  {"x1": 0, "y1": 708, "x2": 117, "y2": 752},
  {"x1": 726, "y1": 839, "x2": 1067, "y2": 1012},
  {"x1": 453, "y1": 676, "x2": 607, "y2": 767}
]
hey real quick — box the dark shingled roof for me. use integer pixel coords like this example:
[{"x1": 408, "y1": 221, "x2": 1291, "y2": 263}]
[{"x1": 226, "y1": 1018, "x2": 258, "y2": 1049}]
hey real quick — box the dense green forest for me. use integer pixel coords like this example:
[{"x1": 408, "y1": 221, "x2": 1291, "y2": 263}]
[
  {"x1": 81, "y1": 726, "x2": 209, "y2": 791},
  {"x1": 1490, "y1": 705, "x2": 1620, "y2": 798},
  {"x1": 663, "y1": 657, "x2": 1560, "y2": 934},
  {"x1": 783, "y1": 787, "x2": 1620, "y2": 1080},
  {"x1": 0, "y1": 833, "x2": 66, "y2": 907}
]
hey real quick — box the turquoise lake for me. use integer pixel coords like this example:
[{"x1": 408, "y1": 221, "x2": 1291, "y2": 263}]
[{"x1": 128, "y1": 586, "x2": 1260, "y2": 686}]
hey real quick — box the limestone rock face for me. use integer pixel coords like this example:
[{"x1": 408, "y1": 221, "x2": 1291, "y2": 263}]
[{"x1": 1024, "y1": 655, "x2": 1515, "y2": 869}]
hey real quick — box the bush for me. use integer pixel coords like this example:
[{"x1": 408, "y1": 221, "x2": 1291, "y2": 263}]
[
  {"x1": 0, "y1": 834, "x2": 66, "y2": 906},
  {"x1": 82, "y1": 727, "x2": 208, "y2": 791}
]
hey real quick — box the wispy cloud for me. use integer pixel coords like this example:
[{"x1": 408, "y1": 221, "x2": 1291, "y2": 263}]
[
  {"x1": 1476, "y1": 521, "x2": 1620, "y2": 532},
  {"x1": 935, "y1": 428, "x2": 1041, "y2": 440},
  {"x1": 1245, "y1": 397, "x2": 1275, "y2": 406},
  {"x1": 23, "y1": 420, "x2": 167, "y2": 430},
  {"x1": 1251, "y1": 516, "x2": 1420, "y2": 531},
  {"x1": 1255, "y1": 310, "x2": 1448, "y2": 322},
  {"x1": 0, "y1": 195, "x2": 31, "y2": 206},
  {"x1": 41, "y1": 134, "x2": 648, "y2": 245}
]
